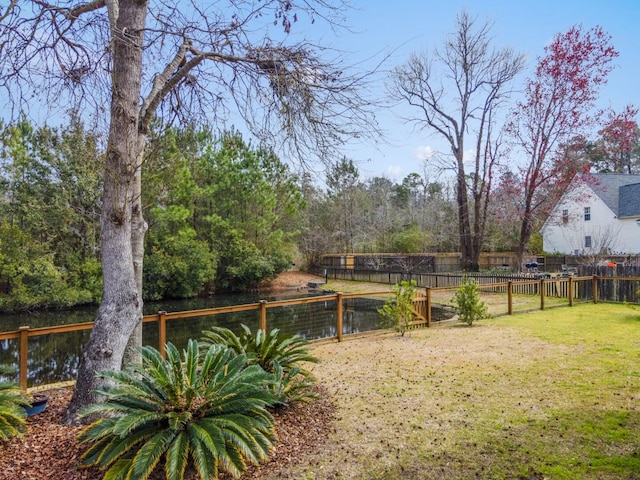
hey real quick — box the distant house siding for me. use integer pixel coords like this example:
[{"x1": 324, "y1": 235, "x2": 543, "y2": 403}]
[
  {"x1": 542, "y1": 183, "x2": 640, "y2": 255},
  {"x1": 617, "y1": 218, "x2": 640, "y2": 253}
]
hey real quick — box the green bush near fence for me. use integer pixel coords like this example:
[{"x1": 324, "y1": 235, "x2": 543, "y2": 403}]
[
  {"x1": 452, "y1": 276, "x2": 489, "y2": 325},
  {"x1": 377, "y1": 280, "x2": 418, "y2": 336},
  {"x1": 200, "y1": 325, "x2": 320, "y2": 404}
]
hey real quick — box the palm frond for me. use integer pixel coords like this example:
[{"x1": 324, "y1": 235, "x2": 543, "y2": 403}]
[
  {"x1": 130, "y1": 430, "x2": 177, "y2": 479},
  {"x1": 164, "y1": 431, "x2": 189, "y2": 480},
  {"x1": 78, "y1": 339, "x2": 278, "y2": 480},
  {"x1": 0, "y1": 378, "x2": 29, "y2": 441}
]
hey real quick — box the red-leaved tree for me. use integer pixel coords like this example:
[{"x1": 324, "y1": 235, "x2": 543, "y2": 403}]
[
  {"x1": 506, "y1": 25, "x2": 618, "y2": 270},
  {"x1": 592, "y1": 105, "x2": 640, "y2": 174}
]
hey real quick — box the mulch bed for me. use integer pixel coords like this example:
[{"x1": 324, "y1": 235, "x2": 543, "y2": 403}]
[{"x1": 0, "y1": 385, "x2": 335, "y2": 480}]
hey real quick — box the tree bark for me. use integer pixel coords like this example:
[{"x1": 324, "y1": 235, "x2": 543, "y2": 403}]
[
  {"x1": 122, "y1": 140, "x2": 147, "y2": 369},
  {"x1": 516, "y1": 190, "x2": 536, "y2": 272},
  {"x1": 455, "y1": 155, "x2": 476, "y2": 271},
  {"x1": 63, "y1": 0, "x2": 148, "y2": 424}
]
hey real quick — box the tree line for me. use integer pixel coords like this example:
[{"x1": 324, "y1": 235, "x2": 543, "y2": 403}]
[
  {"x1": 0, "y1": 117, "x2": 306, "y2": 310},
  {"x1": 0, "y1": 116, "x2": 466, "y2": 311},
  {"x1": 388, "y1": 13, "x2": 639, "y2": 271},
  {"x1": 3, "y1": 114, "x2": 637, "y2": 312}
]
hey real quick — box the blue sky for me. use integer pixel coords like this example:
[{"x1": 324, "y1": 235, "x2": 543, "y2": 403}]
[
  {"x1": 318, "y1": 0, "x2": 640, "y2": 181},
  {"x1": 2, "y1": 1, "x2": 637, "y2": 183}
]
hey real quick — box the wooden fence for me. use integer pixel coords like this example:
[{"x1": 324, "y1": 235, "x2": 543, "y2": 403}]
[
  {"x1": 2, "y1": 275, "x2": 639, "y2": 391},
  {"x1": 0, "y1": 291, "x2": 391, "y2": 391},
  {"x1": 317, "y1": 267, "x2": 640, "y2": 302},
  {"x1": 316, "y1": 267, "x2": 553, "y2": 289}
]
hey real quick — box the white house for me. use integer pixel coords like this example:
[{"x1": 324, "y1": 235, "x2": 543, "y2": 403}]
[{"x1": 541, "y1": 174, "x2": 640, "y2": 256}]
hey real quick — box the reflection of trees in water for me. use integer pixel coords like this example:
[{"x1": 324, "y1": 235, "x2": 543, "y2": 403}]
[
  {"x1": 24, "y1": 331, "x2": 89, "y2": 387},
  {"x1": 267, "y1": 300, "x2": 338, "y2": 339},
  {"x1": 264, "y1": 298, "x2": 385, "y2": 339},
  {"x1": 147, "y1": 311, "x2": 261, "y2": 353},
  {"x1": 1, "y1": 306, "x2": 98, "y2": 332},
  {"x1": 1, "y1": 332, "x2": 90, "y2": 386},
  {"x1": 0, "y1": 338, "x2": 19, "y2": 381},
  {"x1": 3, "y1": 297, "x2": 388, "y2": 386}
]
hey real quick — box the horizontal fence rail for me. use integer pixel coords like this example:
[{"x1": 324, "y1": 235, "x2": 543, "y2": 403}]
[{"x1": 2, "y1": 276, "x2": 639, "y2": 391}]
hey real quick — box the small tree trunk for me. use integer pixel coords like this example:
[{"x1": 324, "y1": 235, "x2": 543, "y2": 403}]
[{"x1": 516, "y1": 210, "x2": 534, "y2": 272}]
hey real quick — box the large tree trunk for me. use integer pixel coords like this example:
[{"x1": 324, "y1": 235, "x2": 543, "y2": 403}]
[
  {"x1": 456, "y1": 161, "x2": 475, "y2": 271},
  {"x1": 516, "y1": 192, "x2": 536, "y2": 272},
  {"x1": 63, "y1": 0, "x2": 148, "y2": 424}
]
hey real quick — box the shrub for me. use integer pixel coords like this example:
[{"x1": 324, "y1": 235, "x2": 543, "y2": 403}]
[
  {"x1": 0, "y1": 253, "x2": 95, "y2": 312},
  {"x1": 377, "y1": 280, "x2": 418, "y2": 336},
  {"x1": 143, "y1": 230, "x2": 217, "y2": 300},
  {"x1": 0, "y1": 365, "x2": 30, "y2": 441},
  {"x1": 77, "y1": 340, "x2": 277, "y2": 480},
  {"x1": 452, "y1": 277, "x2": 489, "y2": 325},
  {"x1": 200, "y1": 325, "x2": 319, "y2": 404}
]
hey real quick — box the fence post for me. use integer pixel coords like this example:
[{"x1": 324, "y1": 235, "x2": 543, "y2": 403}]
[
  {"x1": 426, "y1": 288, "x2": 432, "y2": 327},
  {"x1": 158, "y1": 311, "x2": 167, "y2": 359},
  {"x1": 260, "y1": 300, "x2": 268, "y2": 331},
  {"x1": 568, "y1": 277, "x2": 574, "y2": 307},
  {"x1": 540, "y1": 279, "x2": 545, "y2": 310},
  {"x1": 19, "y1": 326, "x2": 29, "y2": 391},
  {"x1": 507, "y1": 282, "x2": 513, "y2": 315},
  {"x1": 336, "y1": 293, "x2": 344, "y2": 342},
  {"x1": 592, "y1": 276, "x2": 598, "y2": 304}
]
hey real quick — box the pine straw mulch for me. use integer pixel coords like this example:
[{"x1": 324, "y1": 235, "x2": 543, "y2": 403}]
[{"x1": 0, "y1": 385, "x2": 335, "y2": 480}]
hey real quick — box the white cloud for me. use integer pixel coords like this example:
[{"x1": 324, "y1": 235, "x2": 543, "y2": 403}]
[
  {"x1": 414, "y1": 145, "x2": 436, "y2": 161},
  {"x1": 463, "y1": 149, "x2": 476, "y2": 164},
  {"x1": 387, "y1": 164, "x2": 403, "y2": 177}
]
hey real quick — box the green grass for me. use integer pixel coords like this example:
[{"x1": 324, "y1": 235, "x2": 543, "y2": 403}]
[{"x1": 296, "y1": 303, "x2": 640, "y2": 479}]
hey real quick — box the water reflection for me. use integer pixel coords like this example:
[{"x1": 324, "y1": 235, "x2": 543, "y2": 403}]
[
  {"x1": 0, "y1": 291, "x2": 306, "y2": 332},
  {"x1": 0, "y1": 294, "x2": 387, "y2": 387}
]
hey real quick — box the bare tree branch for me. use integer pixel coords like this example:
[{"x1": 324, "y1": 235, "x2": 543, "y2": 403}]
[
  {"x1": 1, "y1": 0, "x2": 385, "y2": 423},
  {"x1": 0, "y1": 0, "x2": 19, "y2": 23},
  {"x1": 67, "y1": 0, "x2": 105, "y2": 20}
]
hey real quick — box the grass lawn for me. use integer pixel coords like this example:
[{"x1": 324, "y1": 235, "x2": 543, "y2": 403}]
[{"x1": 274, "y1": 303, "x2": 640, "y2": 479}]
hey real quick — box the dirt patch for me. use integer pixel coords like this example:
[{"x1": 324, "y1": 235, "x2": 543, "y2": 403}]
[{"x1": 259, "y1": 270, "x2": 326, "y2": 292}]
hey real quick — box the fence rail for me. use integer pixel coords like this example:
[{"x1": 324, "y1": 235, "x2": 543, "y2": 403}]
[{"x1": 3, "y1": 275, "x2": 639, "y2": 391}]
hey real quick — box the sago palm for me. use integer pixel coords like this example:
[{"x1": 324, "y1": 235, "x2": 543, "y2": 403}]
[
  {"x1": 201, "y1": 324, "x2": 319, "y2": 377},
  {"x1": 77, "y1": 340, "x2": 277, "y2": 480},
  {"x1": 201, "y1": 325, "x2": 319, "y2": 404},
  {"x1": 0, "y1": 366, "x2": 30, "y2": 441}
]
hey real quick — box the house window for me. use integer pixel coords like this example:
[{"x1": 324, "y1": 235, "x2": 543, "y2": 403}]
[
  {"x1": 584, "y1": 207, "x2": 591, "y2": 221},
  {"x1": 562, "y1": 209, "x2": 569, "y2": 224},
  {"x1": 584, "y1": 235, "x2": 592, "y2": 248}
]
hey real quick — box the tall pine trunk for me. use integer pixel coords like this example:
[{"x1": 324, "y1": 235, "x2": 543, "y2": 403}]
[{"x1": 63, "y1": 0, "x2": 148, "y2": 424}]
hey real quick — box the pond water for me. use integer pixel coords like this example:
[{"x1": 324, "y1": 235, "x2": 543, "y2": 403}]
[
  {"x1": 0, "y1": 291, "x2": 453, "y2": 387},
  {"x1": 0, "y1": 291, "x2": 382, "y2": 386}
]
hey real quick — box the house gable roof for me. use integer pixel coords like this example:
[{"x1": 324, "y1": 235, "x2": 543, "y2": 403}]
[
  {"x1": 587, "y1": 173, "x2": 640, "y2": 216},
  {"x1": 619, "y1": 183, "x2": 640, "y2": 217}
]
